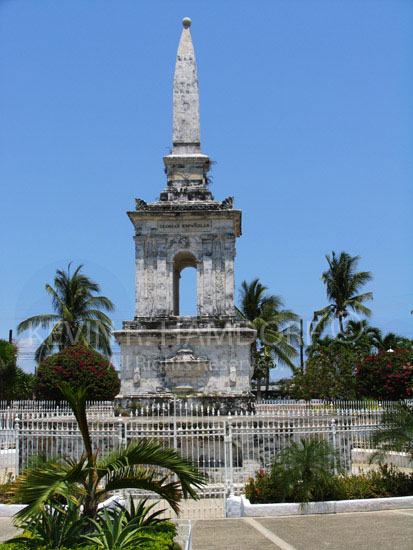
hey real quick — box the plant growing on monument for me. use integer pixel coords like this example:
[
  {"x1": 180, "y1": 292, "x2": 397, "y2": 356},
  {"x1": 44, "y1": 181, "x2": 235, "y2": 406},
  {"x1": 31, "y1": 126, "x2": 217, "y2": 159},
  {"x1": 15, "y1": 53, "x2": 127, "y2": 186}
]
[
  {"x1": 34, "y1": 345, "x2": 120, "y2": 400},
  {"x1": 236, "y1": 279, "x2": 300, "y2": 395},
  {"x1": 13, "y1": 382, "x2": 205, "y2": 527},
  {"x1": 310, "y1": 251, "x2": 373, "y2": 340},
  {"x1": 17, "y1": 263, "x2": 114, "y2": 362}
]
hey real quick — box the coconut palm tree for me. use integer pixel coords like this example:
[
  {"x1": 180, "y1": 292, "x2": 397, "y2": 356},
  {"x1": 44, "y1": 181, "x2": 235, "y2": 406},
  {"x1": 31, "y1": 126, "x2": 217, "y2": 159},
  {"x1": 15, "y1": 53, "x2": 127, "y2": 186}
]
[
  {"x1": 236, "y1": 279, "x2": 300, "y2": 394},
  {"x1": 340, "y1": 320, "x2": 380, "y2": 354},
  {"x1": 17, "y1": 264, "x2": 114, "y2": 362},
  {"x1": 370, "y1": 330, "x2": 412, "y2": 352},
  {"x1": 310, "y1": 251, "x2": 373, "y2": 340},
  {"x1": 14, "y1": 383, "x2": 205, "y2": 522}
]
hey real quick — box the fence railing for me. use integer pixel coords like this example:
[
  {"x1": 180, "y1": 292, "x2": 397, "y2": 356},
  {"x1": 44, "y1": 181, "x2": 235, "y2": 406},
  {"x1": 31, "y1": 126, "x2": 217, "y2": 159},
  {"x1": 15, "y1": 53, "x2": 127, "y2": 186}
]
[
  {"x1": 0, "y1": 400, "x2": 412, "y2": 518},
  {"x1": 0, "y1": 400, "x2": 114, "y2": 414}
]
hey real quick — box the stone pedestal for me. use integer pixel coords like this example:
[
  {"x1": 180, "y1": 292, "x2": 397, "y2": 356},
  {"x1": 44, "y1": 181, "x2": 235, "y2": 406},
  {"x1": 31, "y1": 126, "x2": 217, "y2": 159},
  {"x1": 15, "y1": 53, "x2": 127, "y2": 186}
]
[{"x1": 115, "y1": 316, "x2": 256, "y2": 402}]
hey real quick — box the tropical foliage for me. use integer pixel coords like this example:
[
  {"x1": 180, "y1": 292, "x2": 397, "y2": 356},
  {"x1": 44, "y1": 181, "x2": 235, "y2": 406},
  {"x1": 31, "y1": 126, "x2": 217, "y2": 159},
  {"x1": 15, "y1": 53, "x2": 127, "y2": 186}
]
[
  {"x1": 356, "y1": 348, "x2": 413, "y2": 399},
  {"x1": 0, "y1": 339, "x2": 34, "y2": 400},
  {"x1": 311, "y1": 251, "x2": 373, "y2": 339},
  {"x1": 340, "y1": 320, "x2": 380, "y2": 354},
  {"x1": 288, "y1": 341, "x2": 359, "y2": 400},
  {"x1": 371, "y1": 403, "x2": 413, "y2": 463},
  {"x1": 14, "y1": 383, "x2": 204, "y2": 524},
  {"x1": 17, "y1": 264, "x2": 114, "y2": 362},
  {"x1": 34, "y1": 345, "x2": 120, "y2": 400},
  {"x1": 245, "y1": 463, "x2": 413, "y2": 504},
  {"x1": 11, "y1": 383, "x2": 204, "y2": 549},
  {"x1": 370, "y1": 331, "x2": 412, "y2": 352},
  {"x1": 236, "y1": 279, "x2": 300, "y2": 390},
  {"x1": 246, "y1": 438, "x2": 340, "y2": 505}
]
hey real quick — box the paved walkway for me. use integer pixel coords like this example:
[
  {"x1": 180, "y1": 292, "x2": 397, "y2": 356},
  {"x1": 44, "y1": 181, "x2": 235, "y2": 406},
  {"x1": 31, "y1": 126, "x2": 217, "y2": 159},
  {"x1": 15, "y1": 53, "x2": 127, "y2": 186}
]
[
  {"x1": 192, "y1": 509, "x2": 413, "y2": 550},
  {"x1": 0, "y1": 518, "x2": 19, "y2": 543},
  {"x1": 2, "y1": 509, "x2": 413, "y2": 549}
]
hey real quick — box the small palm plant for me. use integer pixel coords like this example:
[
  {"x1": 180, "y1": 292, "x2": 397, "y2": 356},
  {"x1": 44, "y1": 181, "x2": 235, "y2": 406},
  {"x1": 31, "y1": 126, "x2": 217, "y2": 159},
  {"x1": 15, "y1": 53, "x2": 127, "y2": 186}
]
[
  {"x1": 371, "y1": 403, "x2": 413, "y2": 465},
  {"x1": 83, "y1": 508, "x2": 154, "y2": 549},
  {"x1": 272, "y1": 438, "x2": 341, "y2": 504},
  {"x1": 14, "y1": 383, "x2": 205, "y2": 527},
  {"x1": 13, "y1": 501, "x2": 86, "y2": 549}
]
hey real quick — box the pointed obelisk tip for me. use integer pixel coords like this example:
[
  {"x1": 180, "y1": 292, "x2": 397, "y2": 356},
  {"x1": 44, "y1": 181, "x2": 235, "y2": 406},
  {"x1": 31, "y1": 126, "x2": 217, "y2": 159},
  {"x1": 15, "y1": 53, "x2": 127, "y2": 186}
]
[{"x1": 182, "y1": 17, "x2": 191, "y2": 28}]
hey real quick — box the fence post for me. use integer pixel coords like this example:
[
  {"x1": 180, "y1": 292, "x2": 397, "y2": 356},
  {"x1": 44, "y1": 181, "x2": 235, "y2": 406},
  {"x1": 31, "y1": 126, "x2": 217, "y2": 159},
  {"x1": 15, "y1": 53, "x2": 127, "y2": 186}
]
[
  {"x1": 14, "y1": 416, "x2": 20, "y2": 478},
  {"x1": 173, "y1": 396, "x2": 178, "y2": 451},
  {"x1": 118, "y1": 417, "x2": 126, "y2": 448},
  {"x1": 225, "y1": 414, "x2": 234, "y2": 496},
  {"x1": 331, "y1": 418, "x2": 337, "y2": 475}
]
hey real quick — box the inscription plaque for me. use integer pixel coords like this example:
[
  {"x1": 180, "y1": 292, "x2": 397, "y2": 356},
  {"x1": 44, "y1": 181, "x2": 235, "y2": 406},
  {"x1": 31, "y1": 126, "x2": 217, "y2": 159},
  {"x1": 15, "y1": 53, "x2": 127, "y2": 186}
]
[{"x1": 157, "y1": 221, "x2": 212, "y2": 231}]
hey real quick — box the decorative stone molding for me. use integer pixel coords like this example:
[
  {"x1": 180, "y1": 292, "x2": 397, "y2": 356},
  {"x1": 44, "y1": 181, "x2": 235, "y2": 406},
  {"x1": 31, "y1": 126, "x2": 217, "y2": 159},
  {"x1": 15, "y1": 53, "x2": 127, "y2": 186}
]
[{"x1": 160, "y1": 349, "x2": 210, "y2": 378}]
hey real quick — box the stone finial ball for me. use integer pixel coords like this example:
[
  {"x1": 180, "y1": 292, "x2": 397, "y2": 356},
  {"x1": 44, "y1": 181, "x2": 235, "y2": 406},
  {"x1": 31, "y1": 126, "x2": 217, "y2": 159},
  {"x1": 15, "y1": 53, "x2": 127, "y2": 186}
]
[{"x1": 182, "y1": 17, "x2": 191, "y2": 28}]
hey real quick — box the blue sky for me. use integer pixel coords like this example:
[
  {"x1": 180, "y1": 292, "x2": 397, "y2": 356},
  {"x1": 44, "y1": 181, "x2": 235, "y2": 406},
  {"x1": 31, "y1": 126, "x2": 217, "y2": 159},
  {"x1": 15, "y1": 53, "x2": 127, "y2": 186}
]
[{"x1": 1, "y1": 0, "x2": 412, "y2": 380}]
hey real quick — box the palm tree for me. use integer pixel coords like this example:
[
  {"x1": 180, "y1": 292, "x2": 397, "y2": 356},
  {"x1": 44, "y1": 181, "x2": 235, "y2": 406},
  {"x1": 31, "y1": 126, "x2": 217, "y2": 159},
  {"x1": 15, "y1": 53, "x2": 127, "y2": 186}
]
[
  {"x1": 236, "y1": 279, "x2": 300, "y2": 395},
  {"x1": 340, "y1": 320, "x2": 380, "y2": 354},
  {"x1": 370, "y1": 330, "x2": 412, "y2": 352},
  {"x1": 17, "y1": 264, "x2": 114, "y2": 362},
  {"x1": 272, "y1": 438, "x2": 341, "y2": 504},
  {"x1": 14, "y1": 383, "x2": 205, "y2": 522},
  {"x1": 310, "y1": 251, "x2": 373, "y2": 340},
  {"x1": 371, "y1": 403, "x2": 413, "y2": 465}
]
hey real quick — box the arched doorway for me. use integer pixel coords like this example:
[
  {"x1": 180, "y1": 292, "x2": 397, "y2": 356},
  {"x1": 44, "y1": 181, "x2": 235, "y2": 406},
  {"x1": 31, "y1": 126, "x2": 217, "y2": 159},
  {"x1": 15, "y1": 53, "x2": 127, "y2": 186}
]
[{"x1": 173, "y1": 251, "x2": 197, "y2": 316}]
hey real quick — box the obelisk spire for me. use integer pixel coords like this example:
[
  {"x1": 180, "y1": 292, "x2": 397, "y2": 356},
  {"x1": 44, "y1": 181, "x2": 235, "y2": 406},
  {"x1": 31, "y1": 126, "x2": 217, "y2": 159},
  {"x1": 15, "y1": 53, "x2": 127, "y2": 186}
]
[
  {"x1": 172, "y1": 17, "x2": 201, "y2": 154},
  {"x1": 161, "y1": 18, "x2": 212, "y2": 202}
]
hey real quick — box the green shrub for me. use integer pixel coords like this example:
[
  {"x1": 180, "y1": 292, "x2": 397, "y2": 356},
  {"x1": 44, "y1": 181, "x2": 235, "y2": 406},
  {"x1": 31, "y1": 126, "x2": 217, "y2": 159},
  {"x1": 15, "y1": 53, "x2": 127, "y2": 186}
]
[
  {"x1": 0, "y1": 481, "x2": 18, "y2": 504},
  {"x1": 0, "y1": 339, "x2": 35, "y2": 400},
  {"x1": 34, "y1": 345, "x2": 120, "y2": 400},
  {"x1": 288, "y1": 344, "x2": 359, "y2": 400},
  {"x1": 245, "y1": 464, "x2": 413, "y2": 504}
]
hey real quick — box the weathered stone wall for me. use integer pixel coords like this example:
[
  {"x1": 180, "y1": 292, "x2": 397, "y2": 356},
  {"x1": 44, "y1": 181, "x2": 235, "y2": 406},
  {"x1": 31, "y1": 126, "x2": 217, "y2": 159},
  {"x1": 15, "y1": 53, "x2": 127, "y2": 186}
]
[
  {"x1": 116, "y1": 326, "x2": 254, "y2": 397},
  {"x1": 132, "y1": 215, "x2": 237, "y2": 317}
]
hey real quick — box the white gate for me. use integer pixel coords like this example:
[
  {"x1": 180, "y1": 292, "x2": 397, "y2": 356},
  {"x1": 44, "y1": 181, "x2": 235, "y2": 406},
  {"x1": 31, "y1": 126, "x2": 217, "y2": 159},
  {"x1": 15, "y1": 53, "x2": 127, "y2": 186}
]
[{"x1": 124, "y1": 402, "x2": 229, "y2": 519}]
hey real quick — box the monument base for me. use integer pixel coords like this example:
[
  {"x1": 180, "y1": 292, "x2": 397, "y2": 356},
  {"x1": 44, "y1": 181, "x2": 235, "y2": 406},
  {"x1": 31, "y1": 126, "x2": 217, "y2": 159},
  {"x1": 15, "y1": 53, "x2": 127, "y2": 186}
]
[{"x1": 115, "y1": 392, "x2": 256, "y2": 415}]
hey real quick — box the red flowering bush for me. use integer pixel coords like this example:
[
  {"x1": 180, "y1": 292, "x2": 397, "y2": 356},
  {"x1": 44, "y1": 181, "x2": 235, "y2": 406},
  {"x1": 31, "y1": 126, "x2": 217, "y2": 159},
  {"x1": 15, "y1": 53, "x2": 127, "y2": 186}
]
[
  {"x1": 356, "y1": 349, "x2": 413, "y2": 400},
  {"x1": 245, "y1": 469, "x2": 284, "y2": 504},
  {"x1": 34, "y1": 345, "x2": 120, "y2": 400}
]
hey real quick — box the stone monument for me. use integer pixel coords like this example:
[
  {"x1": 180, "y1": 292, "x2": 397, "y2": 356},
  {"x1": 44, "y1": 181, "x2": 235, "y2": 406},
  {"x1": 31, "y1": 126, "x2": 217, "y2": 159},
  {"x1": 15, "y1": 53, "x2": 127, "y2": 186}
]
[{"x1": 114, "y1": 18, "x2": 256, "y2": 410}]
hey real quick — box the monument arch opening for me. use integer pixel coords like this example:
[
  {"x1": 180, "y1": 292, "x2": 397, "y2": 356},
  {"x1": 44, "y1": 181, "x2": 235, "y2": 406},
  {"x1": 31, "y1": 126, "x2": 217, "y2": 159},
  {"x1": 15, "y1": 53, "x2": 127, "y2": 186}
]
[{"x1": 173, "y1": 251, "x2": 197, "y2": 316}]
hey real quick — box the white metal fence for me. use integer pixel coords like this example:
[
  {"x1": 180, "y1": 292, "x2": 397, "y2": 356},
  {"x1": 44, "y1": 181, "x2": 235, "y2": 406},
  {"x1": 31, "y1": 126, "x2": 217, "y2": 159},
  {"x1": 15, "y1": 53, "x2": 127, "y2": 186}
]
[
  {"x1": 0, "y1": 400, "x2": 114, "y2": 415},
  {"x1": 1, "y1": 400, "x2": 412, "y2": 518}
]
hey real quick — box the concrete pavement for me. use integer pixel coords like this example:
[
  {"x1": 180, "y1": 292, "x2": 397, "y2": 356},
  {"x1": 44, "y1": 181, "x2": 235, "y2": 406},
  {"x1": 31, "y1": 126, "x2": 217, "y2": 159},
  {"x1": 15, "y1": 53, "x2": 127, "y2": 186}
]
[
  {"x1": 192, "y1": 509, "x2": 413, "y2": 550},
  {"x1": 0, "y1": 517, "x2": 19, "y2": 543},
  {"x1": 1, "y1": 509, "x2": 412, "y2": 549}
]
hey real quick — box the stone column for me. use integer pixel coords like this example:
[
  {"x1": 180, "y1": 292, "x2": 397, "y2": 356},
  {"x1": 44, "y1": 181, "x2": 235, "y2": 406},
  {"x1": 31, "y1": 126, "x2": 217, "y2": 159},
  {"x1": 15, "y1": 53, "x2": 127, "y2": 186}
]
[
  {"x1": 144, "y1": 237, "x2": 157, "y2": 316},
  {"x1": 201, "y1": 236, "x2": 213, "y2": 314},
  {"x1": 134, "y1": 236, "x2": 145, "y2": 316},
  {"x1": 224, "y1": 234, "x2": 235, "y2": 315},
  {"x1": 156, "y1": 238, "x2": 167, "y2": 315}
]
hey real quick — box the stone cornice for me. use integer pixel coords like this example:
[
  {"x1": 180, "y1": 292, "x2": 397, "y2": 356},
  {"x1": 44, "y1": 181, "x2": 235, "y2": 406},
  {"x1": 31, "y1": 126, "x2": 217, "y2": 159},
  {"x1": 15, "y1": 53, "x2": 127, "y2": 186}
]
[{"x1": 127, "y1": 206, "x2": 242, "y2": 237}]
